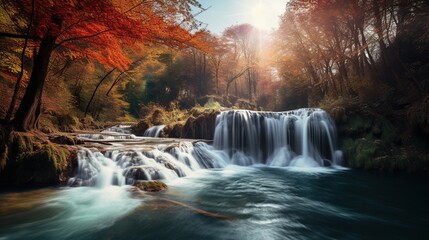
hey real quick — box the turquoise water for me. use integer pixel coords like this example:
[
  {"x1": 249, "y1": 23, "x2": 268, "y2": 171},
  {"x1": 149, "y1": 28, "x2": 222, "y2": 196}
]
[{"x1": 1, "y1": 167, "x2": 428, "y2": 240}]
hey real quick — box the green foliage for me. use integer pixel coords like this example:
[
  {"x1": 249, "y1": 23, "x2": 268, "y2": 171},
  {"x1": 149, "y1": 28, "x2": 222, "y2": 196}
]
[
  {"x1": 123, "y1": 80, "x2": 145, "y2": 118},
  {"x1": 133, "y1": 102, "x2": 189, "y2": 136},
  {"x1": 141, "y1": 55, "x2": 190, "y2": 106},
  {"x1": 342, "y1": 136, "x2": 377, "y2": 169},
  {"x1": 407, "y1": 94, "x2": 429, "y2": 136},
  {"x1": 203, "y1": 98, "x2": 221, "y2": 110}
]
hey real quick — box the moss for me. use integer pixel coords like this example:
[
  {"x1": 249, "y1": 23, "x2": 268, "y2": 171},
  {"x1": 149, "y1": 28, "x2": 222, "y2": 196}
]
[
  {"x1": 38, "y1": 115, "x2": 59, "y2": 133},
  {"x1": 150, "y1": 109, "x2": 166, "y2": 125},
  {"x1": 57, "y1": 114, "x2": 81, "y2": 132},
  {"x1": 342, "y1": 136, "x2": 377, "y2": 169},
  {"x1": 15, "y1": 143, "x2": 70, "y2": 185},
  {"x1": 203, "y1": 98, "x2": 222, "y2": 110},
  {"x1": 17, "y1": 146, "x2": 55, "y2": 183},
  {"x1": 133, "y1": 180, "x2": 167, "y2": 192},
  {"x1": 11, "y1": 133, "x2": 34, "y2": 155},
  {"x1": 181, "y1": 109, "x2": 220, "y2": 140},
  {"x1": 0, "y1": 131, "x2": 76, "y2": 186},
  {"x1": 378, "y1": 118, "x2": 397, "y2": 145},
  {"x1": 49, "y1": 135, "x2": 84, "y2": 145}
]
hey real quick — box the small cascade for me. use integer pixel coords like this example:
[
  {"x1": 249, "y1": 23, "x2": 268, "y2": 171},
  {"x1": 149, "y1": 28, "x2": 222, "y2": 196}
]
[
  {"x1": 102, "y1": 125, "x2": 132, "y2": 134},
  {"x1": 68, "y1": 142, "x2": 229, "y2": 187},
  {"x1": 143, "y1": 125, "x2": 166, "y2": 137},
  {"x1": 78, "y1": 125, "x2": 136, "y2": 140},
  {"x1": 213, "y1": 108, "x2": 342, "y2": 167}
]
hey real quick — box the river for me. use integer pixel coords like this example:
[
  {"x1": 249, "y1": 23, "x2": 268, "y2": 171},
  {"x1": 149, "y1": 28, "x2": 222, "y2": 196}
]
[
  {"x1": 1, "y1": 109, "x2": 428, "y2": 239},
  {"x1": 1, "y1": 167, "x2": 428, "y2": 240}
]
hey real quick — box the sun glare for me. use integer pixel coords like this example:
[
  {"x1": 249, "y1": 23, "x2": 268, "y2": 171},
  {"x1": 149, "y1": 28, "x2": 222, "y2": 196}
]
[{"x1": 245, "y1": 0, "x2": 285, "y2": 31}]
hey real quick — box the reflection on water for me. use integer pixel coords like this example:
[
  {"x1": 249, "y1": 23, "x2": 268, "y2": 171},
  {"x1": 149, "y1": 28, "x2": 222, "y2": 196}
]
[{"x1": 1, "y1": 168, "x2": 429, "y2": 240}]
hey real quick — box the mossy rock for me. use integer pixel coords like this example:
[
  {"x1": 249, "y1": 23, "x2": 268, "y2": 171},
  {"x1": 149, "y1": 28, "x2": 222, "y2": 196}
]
[
  {"x1": 165, "y1": 123, "x2": 183, "y2": 138},
  {"x1": 131, "y1": 120, "x2": 150, "y2": 136},
  {"x1": 38, "y1": 115, "x2": 59, "y2": 133},
  {"x1": 0, "y1": 131, "x2": 77, "y2": 186},
  {"x1": 15, "y1": 143, "x2": 71, "y2": 185},
  {"x1": 49, "y1": 135, "x2": 84, "y2": 145},
  {"x1": 181, "y1": 110, "x2": 220, "y2": 140},
  {"x1": 133, "y1": 180, "x2": 167, "y2": 192},
  {"x1": 57, "y1": 114, "x2": 80, "y2": 132},
  {"x1": 150, "y1": 109, "x2": 166, "y2": 125}
]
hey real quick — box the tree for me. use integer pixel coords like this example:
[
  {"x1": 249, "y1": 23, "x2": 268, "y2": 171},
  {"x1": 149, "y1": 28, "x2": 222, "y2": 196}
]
[
  {"x1": 0, "y1": 0, "x2": 204, "y2": 131},
  {"x1": 224, "y1": 24, "x2": 260, "y2": 102},
  {"x1": 207, "y1": 36, "x2": 228, "y2": 95},
  {"x1": 275, "y1": 0, "x2": 429, "y2": 106}
]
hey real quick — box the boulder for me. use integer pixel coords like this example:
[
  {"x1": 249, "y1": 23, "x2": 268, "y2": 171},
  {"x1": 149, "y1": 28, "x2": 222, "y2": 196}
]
[
  {"x1": 0, "y1": 131, "x2": 77, "y2": 186},
  {"x1": 49, "y1": 135, "x2": 84, "y2": 145},
  {"x1": 133, "y1": 180, "x2": 167, "y2": 192},
  {"x1": 123, "y1": 166, "x2": 162, "y2": 184},
  {"x1": 181, "y1": 110, "x2": 220, "y2": 140},
  {"x1": 131, "y1": 120, "x2": 150, "y2": 136}
]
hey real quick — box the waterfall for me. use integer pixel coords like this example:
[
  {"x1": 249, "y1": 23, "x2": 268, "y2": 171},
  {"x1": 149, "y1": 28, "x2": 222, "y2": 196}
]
[
  {"x1": 213, "y1": 108, "x2": 342, "y2": 167},
  {"x1": 70, "y1": 108, "x2": 342, "y2": 187},
  {"x1": 143, "y1": 125, "x2": 166, "y2": 137},
  {"x1": 68, "y1": 142, "x2": 228, "y2": 187}
]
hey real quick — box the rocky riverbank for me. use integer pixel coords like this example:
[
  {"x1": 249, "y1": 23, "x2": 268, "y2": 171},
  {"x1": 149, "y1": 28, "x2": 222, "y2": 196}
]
[
  {"x1": 0, "y1": 129, "x2": 80, "y2": 187},
  {"x1": 330, "y1": 106, "x2": 429, "y2": 173}
]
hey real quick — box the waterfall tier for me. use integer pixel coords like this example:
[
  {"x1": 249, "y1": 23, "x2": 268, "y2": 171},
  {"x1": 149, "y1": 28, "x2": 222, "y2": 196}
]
[
  {"x1": 213, "y1": 108, "x2": 342, "y2": 167},
  {"x1": 143, "y1": 125, "x2": 166, "y2": 137},
  {"x1": 68, "y1": 142, "x2": 228, "y2": 187}
]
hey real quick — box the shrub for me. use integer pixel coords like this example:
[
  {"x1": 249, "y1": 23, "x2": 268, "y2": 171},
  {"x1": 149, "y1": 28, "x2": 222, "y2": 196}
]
[{"x1": 407, "y1": 94, "x2": 429, "y2": 136}]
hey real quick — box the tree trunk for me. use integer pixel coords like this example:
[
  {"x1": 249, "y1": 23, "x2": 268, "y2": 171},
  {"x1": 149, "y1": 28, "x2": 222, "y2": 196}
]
[
  {"x1": 84, "y1": 67, "x2": 116, "y2": 117},
  {"x1": 13, "y1": 37, "x2": 56, "y2": 131},
  {"x1": 5, "y1": 0, "x2": 35, "y2": 123},
  {"x1": 247, "y1": 68, "x2": 252, "y2": 102}
]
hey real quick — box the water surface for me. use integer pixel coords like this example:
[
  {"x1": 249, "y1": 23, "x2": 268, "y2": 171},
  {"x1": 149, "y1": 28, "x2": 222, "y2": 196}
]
[{"x1": 1, "y1": 167, "x2": 428, "y2": 240}]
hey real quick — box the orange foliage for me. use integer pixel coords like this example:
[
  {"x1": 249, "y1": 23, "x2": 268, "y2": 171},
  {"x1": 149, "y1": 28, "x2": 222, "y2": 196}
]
[{"x1": 7, "y1": 0, "x2": 205, "y2": 71}]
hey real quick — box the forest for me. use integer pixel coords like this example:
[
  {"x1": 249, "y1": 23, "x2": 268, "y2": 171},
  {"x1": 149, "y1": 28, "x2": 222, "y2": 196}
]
[
  {"x1": 1, "y1": 0, "x2": 429, "y2": 174},
  {"x1": 1, "y1": 1, "x2": 429, "y2": 239}
]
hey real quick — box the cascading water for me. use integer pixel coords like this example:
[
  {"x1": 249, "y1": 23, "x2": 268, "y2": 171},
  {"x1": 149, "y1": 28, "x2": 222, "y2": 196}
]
[
  {"x1": 70, "y1": 108, "x2": 342, "y2": 187},
  {"x1": 143, "y1": 125, "x2": 166, "y2": 137},
  {"x1": 68, "y1": 142, "x2": 228, "y2": 187},
  {"x1": 6, "y1": 110, "x2": 428, "y2": 240},
  {"x1": 213, "y1": 108, "x2": 342, "y2": 167}
]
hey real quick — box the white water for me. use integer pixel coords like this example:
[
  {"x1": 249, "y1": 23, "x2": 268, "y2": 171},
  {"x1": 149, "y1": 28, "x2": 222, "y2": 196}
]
[
  {"x1": 70, "y1": 109, "x2": 341, "y2": 188},
  {"x1": 143, "y1": 125, "x2": 166, "y2": 137},
  {"x1": 77, "y1": 125, "x2": 136, "y2": 140},
  {"x1": 102, "y1": 125, "x2": 132, "y2": 134},
  {"x1": 213, "y1": 108, "x2": 342, "y2": 167},
  {"x1": 68, "y1": 142, "x2": 229, "y2": 187}
]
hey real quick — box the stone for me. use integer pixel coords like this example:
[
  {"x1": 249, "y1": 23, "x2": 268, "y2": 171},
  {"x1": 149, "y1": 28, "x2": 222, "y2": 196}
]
[
  {"x1": 49, "y1": 135, "x2": 84, "y2": 145},
  {"x1": 133, "y1": 180, "x2": 167, "y2": 192}
]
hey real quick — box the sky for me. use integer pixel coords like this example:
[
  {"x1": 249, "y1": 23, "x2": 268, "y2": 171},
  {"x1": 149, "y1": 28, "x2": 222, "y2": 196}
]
[{"x1": 196, "y1": 0, "x2": 287, "y2": 35}]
